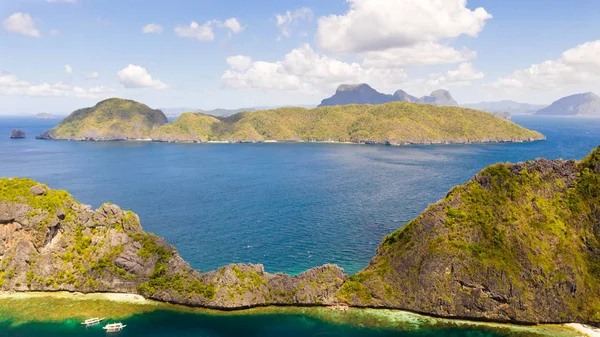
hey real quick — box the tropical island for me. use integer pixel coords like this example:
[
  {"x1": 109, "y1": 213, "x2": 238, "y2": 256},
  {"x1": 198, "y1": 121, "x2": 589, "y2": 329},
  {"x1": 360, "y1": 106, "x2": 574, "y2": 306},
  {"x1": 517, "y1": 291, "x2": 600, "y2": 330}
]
[
  {"x1": 37, "y1": 98, "x2": 168, "y2": 141},
  {"x1": 37, "y1": 98, "x2": 544, "y2": 145},
  {"x1": 3, "y1": 145, "x2": 600, "y2": 327}
]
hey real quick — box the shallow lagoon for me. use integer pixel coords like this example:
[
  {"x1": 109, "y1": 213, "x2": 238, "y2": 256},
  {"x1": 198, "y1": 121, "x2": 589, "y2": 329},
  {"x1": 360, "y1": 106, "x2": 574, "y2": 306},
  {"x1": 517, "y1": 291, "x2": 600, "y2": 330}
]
[{"x1": 0, "y1": 293, "x2": 581, "y2": 337}]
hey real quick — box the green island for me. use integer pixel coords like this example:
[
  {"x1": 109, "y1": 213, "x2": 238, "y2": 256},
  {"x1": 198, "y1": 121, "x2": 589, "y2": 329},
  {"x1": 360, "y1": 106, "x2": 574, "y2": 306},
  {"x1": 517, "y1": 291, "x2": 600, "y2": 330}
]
[
  {"x1": 37, "y1": 98, "x2": 545, "y2": 145},
  {"x1": 36, "y1": 98, "x2": 167, "y2": 141},
  {"x1": 3, "y1": 146, "x2": 600, "y2": 332}
]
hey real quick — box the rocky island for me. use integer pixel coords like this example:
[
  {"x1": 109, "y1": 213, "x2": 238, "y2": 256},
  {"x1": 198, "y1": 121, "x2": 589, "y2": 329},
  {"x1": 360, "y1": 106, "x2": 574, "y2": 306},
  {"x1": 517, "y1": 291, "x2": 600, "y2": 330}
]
[
  {"x1": 37, "y1": 98, "x2": 544, "y2": 145},
  {"x1": 9, "y1": 129, "x2": 25, "y2": 139},
  {"x1": 37, "y1": 98, "x2": 168, "y2": 141},
  {"x1": 4, "y1": 146, "x2": 600, "y2": 325},
  {"x1": 35, "y1": 113, "x2": 56, "y2": 119}
]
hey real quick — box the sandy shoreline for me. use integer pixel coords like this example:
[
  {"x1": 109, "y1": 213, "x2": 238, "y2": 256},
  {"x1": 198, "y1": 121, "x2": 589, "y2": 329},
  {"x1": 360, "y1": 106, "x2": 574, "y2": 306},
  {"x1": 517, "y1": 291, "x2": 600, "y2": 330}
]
[
  {"x1": 565, "y1": 323, "x2": 600, "y2": 337},
  {"x1": 0, "y1": 291, "x2": 149, "y2": 304}
]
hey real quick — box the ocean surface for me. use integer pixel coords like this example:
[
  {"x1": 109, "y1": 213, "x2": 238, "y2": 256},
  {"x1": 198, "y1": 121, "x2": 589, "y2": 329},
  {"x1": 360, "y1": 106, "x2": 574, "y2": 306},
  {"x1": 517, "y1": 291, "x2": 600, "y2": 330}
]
[
  {"x1": 1, "y1": 115, "x2": 599, "y2": 336},
  {"x1": 1, "y1": 116, "x2": 600, "y2": 275}
]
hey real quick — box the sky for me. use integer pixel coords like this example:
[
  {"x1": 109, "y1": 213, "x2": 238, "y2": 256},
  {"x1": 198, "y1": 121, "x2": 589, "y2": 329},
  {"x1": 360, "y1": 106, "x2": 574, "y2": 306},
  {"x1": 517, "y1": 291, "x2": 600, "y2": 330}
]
[{"x1": 0, "y1": 0, "x2": 599, "y2": 114}]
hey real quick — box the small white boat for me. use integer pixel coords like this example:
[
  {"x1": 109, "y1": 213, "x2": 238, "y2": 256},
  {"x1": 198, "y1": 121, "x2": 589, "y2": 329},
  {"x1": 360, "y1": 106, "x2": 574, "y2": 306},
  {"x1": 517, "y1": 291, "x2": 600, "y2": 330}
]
[
  {"x1": 103, "y1": 322, "x2": 127, "y2": 332},
  {"x1": 81, "y1": 317, "x2": 105, "y2": 326}
]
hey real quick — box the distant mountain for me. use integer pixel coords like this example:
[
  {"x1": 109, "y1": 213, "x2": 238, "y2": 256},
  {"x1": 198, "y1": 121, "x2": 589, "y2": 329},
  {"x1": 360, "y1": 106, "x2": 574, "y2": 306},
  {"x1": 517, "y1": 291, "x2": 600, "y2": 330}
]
[
  {"x1": 159, "y1": 108, "x2": 201, "y2": 118},
  {"x1": 462, "y1": 101, "x2": 545, "y2": 115},
  {"x1": 536, "y1": 92, "x2": 600, "y2": 116},
  {"x1": 319, "y1": 84, "x2": 458, "y2": 107}
]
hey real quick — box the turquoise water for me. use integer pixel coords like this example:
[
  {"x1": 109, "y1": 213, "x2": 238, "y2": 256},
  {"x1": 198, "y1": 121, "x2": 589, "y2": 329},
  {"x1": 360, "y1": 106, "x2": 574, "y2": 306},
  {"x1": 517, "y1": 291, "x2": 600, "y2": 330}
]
[
  {"x1": 1, "y1": 116, "x2": 599, "y2": 275},
  {"x1": 0, "y1": 309, "x2": 556, "y2": 337}
]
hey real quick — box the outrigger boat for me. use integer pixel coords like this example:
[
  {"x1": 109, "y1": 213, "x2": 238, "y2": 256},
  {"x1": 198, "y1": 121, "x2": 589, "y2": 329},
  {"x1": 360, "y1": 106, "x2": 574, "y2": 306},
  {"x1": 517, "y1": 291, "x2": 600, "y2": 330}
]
[
  {"x1": 81, "y1": 317, "x2": 105, "y2": 327},
  {"x1": 103, "y1": 322, "x2": 126, "y2": 332}
]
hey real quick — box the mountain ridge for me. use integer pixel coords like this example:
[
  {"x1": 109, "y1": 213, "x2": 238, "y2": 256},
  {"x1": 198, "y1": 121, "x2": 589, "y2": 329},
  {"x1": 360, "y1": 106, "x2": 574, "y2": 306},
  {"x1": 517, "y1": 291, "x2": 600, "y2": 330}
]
[
  {"x1": 536, "y1": 92, "x2": 600, "y2": 116},
  {"x1": 318, "y1": 83, "x2": 458, "y2": 107}
]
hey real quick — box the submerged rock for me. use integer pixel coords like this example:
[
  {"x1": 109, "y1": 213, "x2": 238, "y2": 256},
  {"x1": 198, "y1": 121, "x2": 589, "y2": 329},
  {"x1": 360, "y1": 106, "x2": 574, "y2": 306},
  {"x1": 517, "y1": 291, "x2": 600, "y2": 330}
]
[{"x1": 9, "y1": 129, "x2": 25, "y2": 139}]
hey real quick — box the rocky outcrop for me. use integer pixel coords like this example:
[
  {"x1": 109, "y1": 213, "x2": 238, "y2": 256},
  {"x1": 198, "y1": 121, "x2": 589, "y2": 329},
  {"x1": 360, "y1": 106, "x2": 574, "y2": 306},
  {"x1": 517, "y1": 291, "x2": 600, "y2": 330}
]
[
  {"x1": 337, "y1": 146, "x2": 600, "y2": 325},
  {"x1": 37, "y1": 98, "x2": 167, "y2": 141},
  {"x1": 9, "y1": 129, "x2": 25, "y2": 139},
  {"x1": 0, "y1": 178, "x2": 347, "y2": 309},
  {"x1": 319, "y1": 84, "x2": 457, "y2": 107}
]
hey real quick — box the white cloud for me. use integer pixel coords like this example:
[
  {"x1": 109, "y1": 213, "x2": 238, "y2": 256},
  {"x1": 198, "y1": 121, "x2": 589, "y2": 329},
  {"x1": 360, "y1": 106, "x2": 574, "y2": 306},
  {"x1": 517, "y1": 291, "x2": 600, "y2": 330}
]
[
  {"x1": 428, "y1": 62, "x2": 484, "y2": 87},
  {"x1": 175, "y1": 21, "x2": 215, "y2": 41},
  {"x1": 142, "y1": 24, "x2": 163, "y2": 34},
  {"x1": 3, "y1": 13, "x2": 41, "y2": 38},
  {"x1": 275, "y1": 7, "x2": 313, "y2": 40},
  {"x1": 493, "y1": 40, "x2": 600, "y2": 90},
  {"x1": 222, "y1": 18, "x2": 245, "y2": 35},
  {"x1": 446, "y1": 62, "x2": 485, "y2": 82},
  {"x1": 117, "y1": 64, "x2": 168, "y2": 89},
  {"x1": 64, "y1": 65, "x2": 73, "y2": 74},
  {"x1": 226, "y1": 55, "x2": 253, "y2": 71},
  {"x1": 363, "y1": 43, "x2": 477, "y2": 67},
  {"x1": 221, "y1": 44, "x2": 407, "y2": 93},
  {"x1": 175, "y1": 18, "x2": 245, "y2": 41},
  {"x1": 317, "y1": 0, "x2": 491, "y2": 53},
  {"x1": 86, "y1": 72, "x2": 99, "y2": 80},
  {"x1": 0, "y1": 71, "x2": 113, "y2": 98}
]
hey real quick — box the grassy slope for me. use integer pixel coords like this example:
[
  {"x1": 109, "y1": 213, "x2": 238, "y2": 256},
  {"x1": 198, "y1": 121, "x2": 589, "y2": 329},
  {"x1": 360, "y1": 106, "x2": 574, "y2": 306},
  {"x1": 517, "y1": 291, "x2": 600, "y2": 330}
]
[
  {"x1": 337, "y1": 146, "x2": 600, "y2": 324},
  {"x1": 47, "y1": 98, "x2": 167, "y2": 140},
  {"x1": 151, "y1": 102, "x2": 544, "y2": 144}
]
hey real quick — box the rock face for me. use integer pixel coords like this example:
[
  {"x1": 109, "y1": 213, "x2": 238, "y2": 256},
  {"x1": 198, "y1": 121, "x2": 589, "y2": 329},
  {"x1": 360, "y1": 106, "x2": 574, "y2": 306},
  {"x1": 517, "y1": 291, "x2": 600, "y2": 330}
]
[
  {"x1": 319, "y1": 84, "x2": 458, "y2": 107},
  {"x1": 536, "y1": 92, "x2": 600, "y2": 116},
  {"x1": 337, "y1": 146, "x2": 600, "y2": 325},
  {"x1": 37, "y1": 98, "x2": 167, "y2": 141},
  {"x1": 9, "y1": 129, "x2": 25, "y2": 139},
  {"x1": 0, "y1": 178, "x2": 347, "y2": 309},
  {"x1": 151, "y1": 102, "x2": 544, "y2": 144}
]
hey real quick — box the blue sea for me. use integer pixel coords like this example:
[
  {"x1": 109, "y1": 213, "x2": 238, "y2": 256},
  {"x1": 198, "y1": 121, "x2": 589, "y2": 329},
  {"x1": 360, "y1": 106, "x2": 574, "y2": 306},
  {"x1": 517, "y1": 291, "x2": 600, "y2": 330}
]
[{"x1": 0, "y1": 115, "x2": 599, "y2": 336}]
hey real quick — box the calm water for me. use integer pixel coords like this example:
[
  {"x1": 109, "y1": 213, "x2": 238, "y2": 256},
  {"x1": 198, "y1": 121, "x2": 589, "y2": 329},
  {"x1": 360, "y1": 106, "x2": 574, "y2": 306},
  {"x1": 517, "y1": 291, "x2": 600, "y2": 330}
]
[
  {"x1": 1, "y1": 116, "x2": 599, "y2": 275},
  {"x1": 1, "y1": 115, "x2": 598, "y2": 336}
]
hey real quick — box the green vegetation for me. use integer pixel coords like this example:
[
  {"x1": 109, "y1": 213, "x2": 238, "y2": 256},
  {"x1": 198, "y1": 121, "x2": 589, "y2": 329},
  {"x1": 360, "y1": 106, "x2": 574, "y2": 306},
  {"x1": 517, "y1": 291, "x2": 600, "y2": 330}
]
[
  {"x1": 41, "y1": 98, "x2": 167, "y2": 140},
  {"x1": 151, "y1": 102, "x2": 544, "y2": 144}
]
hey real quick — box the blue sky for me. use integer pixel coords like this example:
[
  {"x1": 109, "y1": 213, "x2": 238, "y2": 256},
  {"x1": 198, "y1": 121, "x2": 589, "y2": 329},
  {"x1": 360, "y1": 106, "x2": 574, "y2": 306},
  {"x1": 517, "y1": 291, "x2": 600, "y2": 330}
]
[{"x1": 1, "y1": 0, "x2": 599, "y2": 114}]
